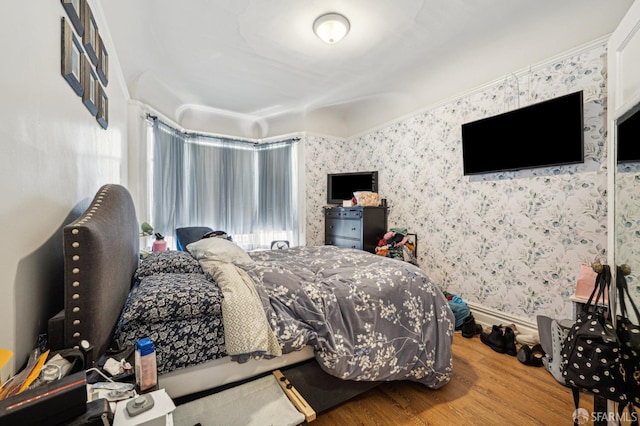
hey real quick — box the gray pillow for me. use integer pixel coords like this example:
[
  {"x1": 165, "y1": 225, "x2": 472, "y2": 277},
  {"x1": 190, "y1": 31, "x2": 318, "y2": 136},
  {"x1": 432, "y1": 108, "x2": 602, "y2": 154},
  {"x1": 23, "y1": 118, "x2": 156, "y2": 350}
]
[{"x1": 187, "y1": 237, "x2": 254, "y2": 266}]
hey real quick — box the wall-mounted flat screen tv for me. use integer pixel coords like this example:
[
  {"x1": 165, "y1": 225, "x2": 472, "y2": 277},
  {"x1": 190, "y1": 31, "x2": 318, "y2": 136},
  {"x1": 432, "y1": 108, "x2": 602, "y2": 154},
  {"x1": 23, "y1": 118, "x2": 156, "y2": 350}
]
[
  {"x1": 461, "y1": 91, "x2": 584, "y2": 175},
  {"x1": 617, "y1": 102, "x2": 640, "y2": 163},
  {"x1": 327, "y1": 171, "x2": 378, "y2": 204}
]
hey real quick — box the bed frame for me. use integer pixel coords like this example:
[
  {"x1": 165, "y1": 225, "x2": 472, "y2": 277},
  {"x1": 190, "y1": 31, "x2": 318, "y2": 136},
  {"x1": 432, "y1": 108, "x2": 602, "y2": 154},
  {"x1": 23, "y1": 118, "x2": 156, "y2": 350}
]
[
  {"x1": 48, "y1": 183, "x2": 313, "y2": 399},
  {"x1": 48, "y1": 184, "x2": 139, "y2": 362}
]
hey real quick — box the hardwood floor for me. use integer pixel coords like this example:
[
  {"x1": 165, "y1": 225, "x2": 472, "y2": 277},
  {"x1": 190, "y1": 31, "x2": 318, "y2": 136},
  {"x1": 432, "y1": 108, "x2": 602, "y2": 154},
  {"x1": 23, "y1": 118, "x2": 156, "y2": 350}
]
[{"x1": 309, "y1": 333, "x2": 598, "y2": 426}]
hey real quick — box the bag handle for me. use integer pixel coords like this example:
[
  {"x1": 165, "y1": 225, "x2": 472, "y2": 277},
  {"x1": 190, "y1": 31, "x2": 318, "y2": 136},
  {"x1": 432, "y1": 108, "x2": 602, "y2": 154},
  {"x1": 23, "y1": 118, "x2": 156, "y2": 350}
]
[
  {"x1": 616, "y1": 265, "x2": 640, "y2": 323},
  {"x1": 585, "y1": 264, "x2": 611, "y2": 311}
]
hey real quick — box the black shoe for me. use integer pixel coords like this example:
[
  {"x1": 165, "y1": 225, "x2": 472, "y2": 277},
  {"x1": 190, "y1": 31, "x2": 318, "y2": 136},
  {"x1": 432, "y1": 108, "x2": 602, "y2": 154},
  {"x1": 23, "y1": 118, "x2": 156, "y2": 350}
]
[
  {"x1": 503, "y1": 326, "x2": 517, "y2": 356},
  {"x1": 517, "y1": 344, "x2": 545, "y2": 367},
  {"x1": 461, "y1": 314, "x2": 479, "y2": 338},
  {"x1": 480, "y1": 325, "x2": 506, "y2": 353}
]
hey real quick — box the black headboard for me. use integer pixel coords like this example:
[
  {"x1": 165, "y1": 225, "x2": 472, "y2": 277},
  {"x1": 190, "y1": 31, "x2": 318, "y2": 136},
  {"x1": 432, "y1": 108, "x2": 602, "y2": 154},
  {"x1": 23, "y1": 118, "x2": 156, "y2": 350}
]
[{"x1": 49, "y1": 184, "x2": 139, "y2": 363}]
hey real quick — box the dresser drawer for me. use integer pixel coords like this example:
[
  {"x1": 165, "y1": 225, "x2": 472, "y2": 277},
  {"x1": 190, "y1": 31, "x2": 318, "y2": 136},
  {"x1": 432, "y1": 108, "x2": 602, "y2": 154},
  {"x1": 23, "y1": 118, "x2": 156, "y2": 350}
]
[
  {"x1": 325, "y1": 236, "x2": 363, "y2": 250},
  {"x1": 325, "y1": 218, "x2": 362, "y2": 239},
  {"x1": 325, "y1": 209, "x2": 363, "y2": 220}
]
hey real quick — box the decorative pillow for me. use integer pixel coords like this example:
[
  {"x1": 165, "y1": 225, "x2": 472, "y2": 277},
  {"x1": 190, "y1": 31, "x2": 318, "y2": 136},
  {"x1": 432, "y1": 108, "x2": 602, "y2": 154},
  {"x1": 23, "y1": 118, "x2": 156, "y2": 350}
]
[
  {"x1": 134, "y1": 250, "x2": 203, "y2": 282},
  {"x1": 187, "y1": 237, "x2": 254, "y2": 266},
  {"x1": 118, "y1": 273, "x2": 223, "y2": 324}
]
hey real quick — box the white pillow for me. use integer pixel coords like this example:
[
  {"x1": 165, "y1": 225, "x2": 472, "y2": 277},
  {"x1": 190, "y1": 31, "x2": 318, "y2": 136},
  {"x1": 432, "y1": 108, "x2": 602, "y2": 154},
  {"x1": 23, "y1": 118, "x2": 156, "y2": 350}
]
[{"x1": 187, "y1": 237, "x2": 254, "y2": 266}]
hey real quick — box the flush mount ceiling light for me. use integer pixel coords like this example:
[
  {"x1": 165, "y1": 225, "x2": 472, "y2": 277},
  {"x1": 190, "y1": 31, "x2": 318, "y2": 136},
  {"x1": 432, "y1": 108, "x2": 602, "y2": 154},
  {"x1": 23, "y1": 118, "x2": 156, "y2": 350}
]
[{"x1": 313, "y1": 13, "x2": 350, "y2": 44}]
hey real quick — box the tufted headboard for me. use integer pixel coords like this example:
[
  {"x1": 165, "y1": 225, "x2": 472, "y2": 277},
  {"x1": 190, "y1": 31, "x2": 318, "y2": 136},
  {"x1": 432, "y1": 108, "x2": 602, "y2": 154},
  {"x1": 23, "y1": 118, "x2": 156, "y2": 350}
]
[{"x1": 49, "y1": 184, "x2": 139, "y2": 364}]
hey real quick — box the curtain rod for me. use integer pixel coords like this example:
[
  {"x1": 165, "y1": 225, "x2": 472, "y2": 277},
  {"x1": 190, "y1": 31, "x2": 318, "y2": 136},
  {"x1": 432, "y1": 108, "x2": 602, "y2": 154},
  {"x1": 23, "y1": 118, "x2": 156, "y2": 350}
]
[{"x1": 146, "y1": 113, "x2": 301, "y2": 145}]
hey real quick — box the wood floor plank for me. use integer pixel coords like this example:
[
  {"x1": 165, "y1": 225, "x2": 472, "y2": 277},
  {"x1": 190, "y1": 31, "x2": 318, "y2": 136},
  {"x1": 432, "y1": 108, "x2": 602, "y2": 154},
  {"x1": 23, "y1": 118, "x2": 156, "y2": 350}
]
[{"x1": 309, "y1": 333, "x2": 597, "y2": 425}]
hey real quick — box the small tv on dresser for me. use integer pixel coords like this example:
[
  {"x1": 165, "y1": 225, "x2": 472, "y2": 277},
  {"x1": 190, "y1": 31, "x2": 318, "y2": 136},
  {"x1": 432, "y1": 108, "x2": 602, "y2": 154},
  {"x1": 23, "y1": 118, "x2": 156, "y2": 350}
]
[{"x1": 327, "y1": 171, "x2": 378, "y2": 204}]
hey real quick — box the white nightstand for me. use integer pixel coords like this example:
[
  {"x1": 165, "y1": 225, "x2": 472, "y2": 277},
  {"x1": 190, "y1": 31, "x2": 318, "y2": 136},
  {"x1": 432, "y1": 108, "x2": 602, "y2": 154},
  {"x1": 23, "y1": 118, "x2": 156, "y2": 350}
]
[{"x1": 112, "y1": 389, "x2": 175, "y2": 426}]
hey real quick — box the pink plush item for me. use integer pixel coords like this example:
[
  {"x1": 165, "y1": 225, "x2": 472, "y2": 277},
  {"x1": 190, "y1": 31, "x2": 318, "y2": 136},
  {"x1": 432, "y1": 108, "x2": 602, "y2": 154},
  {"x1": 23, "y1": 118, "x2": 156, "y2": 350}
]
[
  {"x1": 383, "y1": 231, "x2": 395, "y2": 241},
  {"x1": 397, "y1": 236, "x2": 408, "y2": 246},
  {"x1": 574, "y1": 263, "x2": 607, "y2": 302}
]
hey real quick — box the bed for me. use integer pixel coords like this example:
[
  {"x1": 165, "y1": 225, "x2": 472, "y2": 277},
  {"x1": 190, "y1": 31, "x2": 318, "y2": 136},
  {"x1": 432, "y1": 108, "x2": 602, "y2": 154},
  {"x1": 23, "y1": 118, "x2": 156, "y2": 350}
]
[{"x1": 48, "y1": 184, "x2": 454, "y2": 399}]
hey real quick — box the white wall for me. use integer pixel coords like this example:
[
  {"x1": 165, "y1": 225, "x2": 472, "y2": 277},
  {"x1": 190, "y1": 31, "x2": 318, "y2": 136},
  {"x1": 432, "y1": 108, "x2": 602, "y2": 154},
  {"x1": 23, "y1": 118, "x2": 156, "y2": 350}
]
[{"x1": 0, "y1": 1, "x2": 129, "y2": 375}]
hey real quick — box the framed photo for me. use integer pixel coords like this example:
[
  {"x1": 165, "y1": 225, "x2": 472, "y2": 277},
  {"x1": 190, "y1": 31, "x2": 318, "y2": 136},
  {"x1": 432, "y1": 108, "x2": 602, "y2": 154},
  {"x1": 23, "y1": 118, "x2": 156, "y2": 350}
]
[
  {"x1": 61, "y1": 0, "x2": 83, "y2": 36},
  {"x1": 82, "y1": 1, "x2": 98, "y2": 65},
  {"x1": 97, "y1": 35, "x2": 108, "y2": 86},
  {"x1": 81, "y1": 55, "x2": 98, "y2": 116},
  {"x1": 61, "y1": 17, "x2": 84, "y2": 97},
  {"x1": 96, "y1": 85, "x2": 108, "y2": 129}
]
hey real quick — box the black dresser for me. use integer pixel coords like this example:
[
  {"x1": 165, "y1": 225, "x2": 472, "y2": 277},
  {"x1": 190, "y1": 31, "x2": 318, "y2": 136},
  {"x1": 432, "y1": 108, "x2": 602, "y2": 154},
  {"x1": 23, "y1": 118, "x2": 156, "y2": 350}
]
[{"x1": 324, "y1": 206, "x2": 388, "y2": 253}]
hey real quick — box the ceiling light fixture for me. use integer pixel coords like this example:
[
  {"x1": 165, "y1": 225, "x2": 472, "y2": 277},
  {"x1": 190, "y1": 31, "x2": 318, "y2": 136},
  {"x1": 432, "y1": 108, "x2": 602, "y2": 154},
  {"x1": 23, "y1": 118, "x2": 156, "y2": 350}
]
[{"x1": 313, "y1": 13, "x2": 350, "y2": 44}]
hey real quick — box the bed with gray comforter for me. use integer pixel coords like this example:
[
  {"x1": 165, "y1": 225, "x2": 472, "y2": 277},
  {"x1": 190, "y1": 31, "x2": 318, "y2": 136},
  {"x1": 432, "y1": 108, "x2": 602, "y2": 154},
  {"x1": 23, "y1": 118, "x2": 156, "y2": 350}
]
[{"x1": 116, "y1": 238, "x2": 454, "y2": 390}]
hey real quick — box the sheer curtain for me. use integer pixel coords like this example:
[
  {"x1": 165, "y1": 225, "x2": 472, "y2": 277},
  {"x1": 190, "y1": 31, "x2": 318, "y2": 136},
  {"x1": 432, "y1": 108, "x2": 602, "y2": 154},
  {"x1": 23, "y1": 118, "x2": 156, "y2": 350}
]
[{"x1": 150, "y1": 119, "x2": 299, "y2": 250}]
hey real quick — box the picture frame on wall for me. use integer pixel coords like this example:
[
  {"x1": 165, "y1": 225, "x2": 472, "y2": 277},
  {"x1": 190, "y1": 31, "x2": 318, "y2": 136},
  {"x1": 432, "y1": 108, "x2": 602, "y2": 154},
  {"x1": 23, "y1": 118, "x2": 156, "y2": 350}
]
[
  {"x1": 96, "y1": 85, "x2": 108, "y2": 129},
  {"x1": 61, "y1": 0, "x2": 83, "y2": 36},
  {"x1": 81, "y1": 55, "x2": 98, "y2": 116},
  {"x1": 97, "y1": 35, "x2": 108, "y2": 86},
  {"x1": 82, "y1": 0, "x2": 98, "y2": 65},
  {"x1": 61, "y1": 17, "x2": 84, "y2": 97}
]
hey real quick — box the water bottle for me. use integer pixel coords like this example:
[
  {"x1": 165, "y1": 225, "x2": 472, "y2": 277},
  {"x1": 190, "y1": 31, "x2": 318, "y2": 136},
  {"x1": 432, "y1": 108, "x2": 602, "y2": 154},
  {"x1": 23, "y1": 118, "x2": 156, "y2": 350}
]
[
  {"x1": 135, "y1": 337, "x2": 157, "y2": 392},
  {"x1": 152, "y1": 233, "x2": 167, "y2": 252}
]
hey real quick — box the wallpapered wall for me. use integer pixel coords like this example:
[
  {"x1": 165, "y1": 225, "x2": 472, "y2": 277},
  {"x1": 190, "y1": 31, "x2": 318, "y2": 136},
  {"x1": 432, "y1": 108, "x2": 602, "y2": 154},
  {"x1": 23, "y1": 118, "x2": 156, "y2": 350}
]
[{"x1": 304, "y1": 41, "x2": 609, "y2": 323}]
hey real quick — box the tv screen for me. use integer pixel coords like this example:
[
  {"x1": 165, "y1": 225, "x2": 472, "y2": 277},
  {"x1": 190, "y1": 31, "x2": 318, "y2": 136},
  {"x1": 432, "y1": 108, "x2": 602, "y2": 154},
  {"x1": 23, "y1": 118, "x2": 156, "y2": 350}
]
[
  {"x1": 461, "y1": 91, "x2": 584, "y2": 175},
  {"x1": 617, "y1": 102, "x2": 640, "y2": 163},
  {"x1": 327, "y1": 171, "x2": 378, "y2": 204}
]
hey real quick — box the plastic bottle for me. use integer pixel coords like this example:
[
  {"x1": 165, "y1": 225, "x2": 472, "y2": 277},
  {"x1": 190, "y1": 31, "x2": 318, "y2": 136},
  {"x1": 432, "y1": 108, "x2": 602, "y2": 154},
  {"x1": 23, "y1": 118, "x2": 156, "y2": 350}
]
[
  {"x1": 135, "y1": 337, "x2": 157, "y2": 392},
  {"x1": 152, "y1": 233, "x2": 167, "y2": 252}
]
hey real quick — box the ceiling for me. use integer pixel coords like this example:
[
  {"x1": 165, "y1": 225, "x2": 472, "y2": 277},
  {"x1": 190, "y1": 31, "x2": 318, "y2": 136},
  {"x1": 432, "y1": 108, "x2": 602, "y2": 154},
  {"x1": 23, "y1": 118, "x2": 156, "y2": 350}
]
[{"x1": 99, "y1": 0, "x2": 634, "y2": 139}]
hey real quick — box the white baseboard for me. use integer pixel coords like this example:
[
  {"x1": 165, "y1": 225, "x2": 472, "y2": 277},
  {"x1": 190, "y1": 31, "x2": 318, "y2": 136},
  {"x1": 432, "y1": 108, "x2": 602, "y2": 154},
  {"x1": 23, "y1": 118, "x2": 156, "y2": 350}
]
[{"x1": 467, "y1": 302, "x2": 538, "y2": 337}]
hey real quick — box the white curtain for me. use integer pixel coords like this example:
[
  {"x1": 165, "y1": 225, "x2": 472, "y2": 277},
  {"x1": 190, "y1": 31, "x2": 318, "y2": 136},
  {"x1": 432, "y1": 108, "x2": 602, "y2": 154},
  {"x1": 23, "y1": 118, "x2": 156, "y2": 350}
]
[{"x1": 150, "y1": 119, "x2": 299, "y2": 250}]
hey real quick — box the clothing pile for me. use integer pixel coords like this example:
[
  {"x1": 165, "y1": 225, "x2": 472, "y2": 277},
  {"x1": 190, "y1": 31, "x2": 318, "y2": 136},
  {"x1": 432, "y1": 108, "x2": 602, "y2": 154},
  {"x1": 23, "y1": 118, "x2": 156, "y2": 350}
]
[
  {"x1": 444, "y1": 291, "x2": 486, "y2": 339},
  {"x1": 375, "y1": 227, "x2": 417, "y2": 264},
  {"x1": 444, "y1": 291, "x2": 470, "y2": 330}
]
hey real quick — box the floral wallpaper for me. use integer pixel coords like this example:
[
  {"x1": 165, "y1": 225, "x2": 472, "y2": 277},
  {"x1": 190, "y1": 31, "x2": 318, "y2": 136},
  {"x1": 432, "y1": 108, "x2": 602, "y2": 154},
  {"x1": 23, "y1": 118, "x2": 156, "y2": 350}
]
[{"x1": 304, "y1": 41, "x2": 611, "y2": 323}]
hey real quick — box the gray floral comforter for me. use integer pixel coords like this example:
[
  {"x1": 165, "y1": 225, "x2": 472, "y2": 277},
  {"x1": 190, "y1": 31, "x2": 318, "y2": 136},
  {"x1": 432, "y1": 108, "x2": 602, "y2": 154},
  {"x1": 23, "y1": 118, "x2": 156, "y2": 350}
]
[{"x1": 245, "y1": 245, "x2": 454, "y2": 389}]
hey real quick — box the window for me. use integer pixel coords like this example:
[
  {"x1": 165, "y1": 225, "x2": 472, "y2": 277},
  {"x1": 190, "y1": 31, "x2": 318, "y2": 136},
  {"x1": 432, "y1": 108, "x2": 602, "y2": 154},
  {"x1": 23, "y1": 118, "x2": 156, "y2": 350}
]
[{"x1": 149, "y1": 119, "x2": 300, "y2": 250}]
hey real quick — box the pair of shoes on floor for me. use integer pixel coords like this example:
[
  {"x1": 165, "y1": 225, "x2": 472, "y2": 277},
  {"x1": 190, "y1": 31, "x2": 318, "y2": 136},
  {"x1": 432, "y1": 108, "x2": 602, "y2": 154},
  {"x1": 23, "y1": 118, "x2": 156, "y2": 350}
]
[
  {"x1": 517, "y1": 343, "x2": 546, "y2": 367},
  {"x1": 461, "y1": 314, "x2": 482, "y2": 338},
  {"x1": 480, "y1": 324, "x2": 517, "y2": 356}
]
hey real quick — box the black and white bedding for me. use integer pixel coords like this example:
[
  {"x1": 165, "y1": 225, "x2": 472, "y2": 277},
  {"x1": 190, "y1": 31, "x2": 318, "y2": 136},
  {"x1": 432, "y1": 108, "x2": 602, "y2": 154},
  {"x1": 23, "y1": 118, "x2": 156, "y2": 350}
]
[
  {"x1": 115, "y1": 240, "x2": 454, "y2": 389},
  {"x1": 115, "y1": 251, "x2": 226, "y2": 373}
]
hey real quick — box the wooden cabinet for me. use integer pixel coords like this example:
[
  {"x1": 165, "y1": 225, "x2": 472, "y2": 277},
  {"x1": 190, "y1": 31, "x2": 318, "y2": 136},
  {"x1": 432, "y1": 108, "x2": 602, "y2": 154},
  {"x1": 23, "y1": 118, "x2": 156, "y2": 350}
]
[{"x1": 324, "y1": 206, "x2": 388, "y2": 253}]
